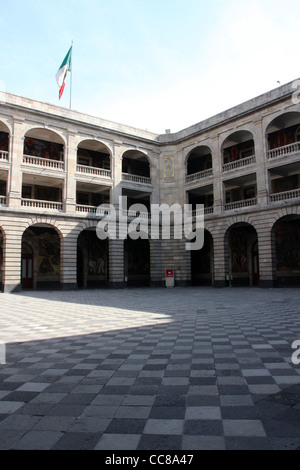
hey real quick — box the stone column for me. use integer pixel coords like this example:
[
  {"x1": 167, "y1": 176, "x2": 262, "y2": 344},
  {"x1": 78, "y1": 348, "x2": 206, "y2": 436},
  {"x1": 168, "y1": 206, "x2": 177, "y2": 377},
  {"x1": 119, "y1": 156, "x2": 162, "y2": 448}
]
[
  {"x1": 64, "y1": 132, "x2": 77, "y2": 213},
  {"x1": 8, "y1": 119, "x2": 24, "y2": 209},
  {"x1": 149, "y1": 150, "x2": 162, "y2": 286},
  {"x1": 111, "y1": 143, "x2": 123, "y2": 208},
  {"x1": 159, "y1": 146, "x2": 191, "y2": 286},
  {"x1": 254, "y1": 120, "x2": 269, "y2": 207},
  {"x1": 212, "y1": 225, "x2": 226, "y2": 287},
  {"x1": 150, "y1": 239, "x2": 164, "y2": 287},
  {"x1": 258, "y1": 229, "x2": 276, "y2": 288},
  {"x1": 60, "y1": 228, "x2": 78, "y2": 290},
  {"x1": 109, "y1": 239, "x2": 125, "y2": 288},
  {"x1": 149, "y1": 150, "x2": 160, "y2": 206},
  {"x1": 3, "y1": 228, "x2": 22, "y2": 293},
  {"x1": 211, "y1": 136, "x2": 223, "y2": 215}
]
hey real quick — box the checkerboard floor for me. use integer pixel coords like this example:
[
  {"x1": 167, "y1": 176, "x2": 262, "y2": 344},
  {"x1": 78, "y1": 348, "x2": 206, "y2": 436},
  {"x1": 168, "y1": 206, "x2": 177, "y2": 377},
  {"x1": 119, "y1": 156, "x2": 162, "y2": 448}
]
[{"x1": 0, "y1": 287, "x2": 300, "y2": 450}]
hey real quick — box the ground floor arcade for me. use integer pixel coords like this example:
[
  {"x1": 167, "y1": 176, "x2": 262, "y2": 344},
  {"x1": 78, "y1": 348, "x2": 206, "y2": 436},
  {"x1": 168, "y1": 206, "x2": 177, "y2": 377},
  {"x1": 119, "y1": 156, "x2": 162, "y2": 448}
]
[{"x1": 0, "y1": 206, "x2": 300, "y2": 292}]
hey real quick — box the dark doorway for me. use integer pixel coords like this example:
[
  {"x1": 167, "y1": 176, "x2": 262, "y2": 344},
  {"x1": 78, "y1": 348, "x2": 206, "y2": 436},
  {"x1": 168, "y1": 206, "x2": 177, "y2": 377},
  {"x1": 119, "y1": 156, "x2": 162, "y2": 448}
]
[
  {"x1": 191, "y1": 231, "x2": 213, "y2": 286},
  {"x1": 274, "y1": 217, "x2": 300, "y2": 286},
  {"x1": 124, "y1": 238, "x2": 150, "y2": 287},
  {"x1": 77, "y1": 230, "x2": 109, "y2": 288}
]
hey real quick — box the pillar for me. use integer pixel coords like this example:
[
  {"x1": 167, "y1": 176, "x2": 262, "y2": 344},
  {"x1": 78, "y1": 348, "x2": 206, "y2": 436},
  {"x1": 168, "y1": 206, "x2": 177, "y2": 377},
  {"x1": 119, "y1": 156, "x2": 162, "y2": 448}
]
[
  {"x1": 212, "y1": 227, "x2": 226, "y2": 287},
  {"x1": 61, "y1": 230, "x2": 78, "y2": 290},
  {"x1": 65, "y1": 132, "x2": 77, "y2": 213},
  {"x1": 211, "y1": 136, "x2": 223, "y2": 215},
  {"x1": 254, "y1": 120, "x2": 269, "y2": 207},
  {"x1": 258, "y1": 229, "x2": 277, "y2": 288},
  {"x1": 8, "y1": 119, "x2": 24, "y2": 209},
  {"x1": 111, "y1": 144, "x2": 123, "y2": 208},
  {"x1": 3, "y1": 228, "x2": 22, "y2": 293},
  {"x1": 109, "y1": 239, "x2": 125, "y2": 288}
]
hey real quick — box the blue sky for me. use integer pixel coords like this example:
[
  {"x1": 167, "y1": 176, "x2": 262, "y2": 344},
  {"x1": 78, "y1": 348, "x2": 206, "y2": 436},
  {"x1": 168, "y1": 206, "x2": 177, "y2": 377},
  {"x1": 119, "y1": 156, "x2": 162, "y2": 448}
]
[{"x1": 0, "y1": 0, "x2": 300, "y2": 133}]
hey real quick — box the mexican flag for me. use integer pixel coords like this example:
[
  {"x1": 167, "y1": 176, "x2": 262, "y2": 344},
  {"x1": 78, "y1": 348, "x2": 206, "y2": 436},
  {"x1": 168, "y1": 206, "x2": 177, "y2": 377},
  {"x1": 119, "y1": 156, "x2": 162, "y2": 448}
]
[{"x1": 56, "y1": 46, "x2": 72, "y2": 100}]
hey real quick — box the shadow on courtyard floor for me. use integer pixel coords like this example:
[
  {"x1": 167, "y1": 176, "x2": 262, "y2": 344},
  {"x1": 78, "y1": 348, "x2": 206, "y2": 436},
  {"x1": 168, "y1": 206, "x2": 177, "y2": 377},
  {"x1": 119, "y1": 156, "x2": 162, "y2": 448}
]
[{"x1": 0, "y1": 288, "x2": 300, "y2": 449}]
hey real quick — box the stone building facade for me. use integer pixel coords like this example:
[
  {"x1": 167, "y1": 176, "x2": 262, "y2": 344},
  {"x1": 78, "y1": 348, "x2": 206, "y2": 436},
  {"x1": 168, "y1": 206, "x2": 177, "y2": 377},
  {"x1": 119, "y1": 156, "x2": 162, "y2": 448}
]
[{"x1": 0, "y1": 80, "x2": 300, "y2": 292}]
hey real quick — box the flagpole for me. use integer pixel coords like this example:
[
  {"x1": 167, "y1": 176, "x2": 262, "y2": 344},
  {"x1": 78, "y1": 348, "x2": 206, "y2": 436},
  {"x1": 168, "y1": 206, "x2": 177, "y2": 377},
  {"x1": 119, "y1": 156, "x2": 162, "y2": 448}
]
[{"x1": 69, "y1": 40, "x2": 73, "y2": 110}]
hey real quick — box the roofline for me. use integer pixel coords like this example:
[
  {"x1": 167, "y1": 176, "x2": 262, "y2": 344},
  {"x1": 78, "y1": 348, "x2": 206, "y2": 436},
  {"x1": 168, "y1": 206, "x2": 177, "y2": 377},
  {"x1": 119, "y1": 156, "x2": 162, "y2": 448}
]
[
  {"x1": 157, "y1": 79, "x2": 299, "y2": 144},
  {"x1": 0, "y1": 91, "x2": 159, "y2": 143},
  {"x1": 0, "y1": 78, "x2": 299, "y2": 146}
]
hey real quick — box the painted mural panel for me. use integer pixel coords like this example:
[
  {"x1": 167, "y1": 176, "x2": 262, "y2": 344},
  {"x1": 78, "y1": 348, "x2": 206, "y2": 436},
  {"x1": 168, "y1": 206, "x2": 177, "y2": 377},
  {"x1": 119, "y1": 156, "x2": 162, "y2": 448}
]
[
  {"x1": 78, "y1": 231, "x2": 108, "y2": 280},
  {"x1": 24, "y1": 137, "x2": 63, "y2": 161},
  {"x1": 88, "y1": 240, "x2": 107, "y2": 277},
  {"x1": 38, "y1": 230, "x2": 60, "y2": 277},
  {"x1": 231, "y1": 230, "x2": 248, "y2": 273}
]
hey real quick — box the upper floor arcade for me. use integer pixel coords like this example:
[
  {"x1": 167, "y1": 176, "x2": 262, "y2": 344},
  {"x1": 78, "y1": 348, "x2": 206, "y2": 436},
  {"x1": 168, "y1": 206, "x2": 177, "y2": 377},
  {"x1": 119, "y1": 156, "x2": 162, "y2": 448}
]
[
  {"x1": 0, "y1": 81, "x2": 300, "y2": 219},
  {"x1": 23, "y1": 128, "x2": 65, "y2": 171},
  {"x1": 0, "y1": 122, "x2": 10, "y2": 163}
]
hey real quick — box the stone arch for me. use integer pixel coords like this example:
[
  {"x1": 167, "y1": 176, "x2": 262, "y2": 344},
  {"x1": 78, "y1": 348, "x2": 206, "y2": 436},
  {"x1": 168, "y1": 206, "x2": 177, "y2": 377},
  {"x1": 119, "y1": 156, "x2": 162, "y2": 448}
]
[
  {"x1": 23, "y1": 127, "x2": 66, "y2": 162},
  {"x1": 77, "y1": 138, "x2": 112, "y2": 171},
  {"x1": 221, "y1": 130, "x2": 255, "y2": 165},
  {"x1": 124, "y1": 232, "x2": 150, "y2": 287},
  {"x1": 0, "y1": 120, "x2": 10, "y2": 155},
  {"x1": 271, "y1": 213, "x2": 300, "y2": 287},
  {"x1": 0, "y1": 119, "x2": 11, "y2": 134},
  {"x1": 122, "y1": 149, "x2": 152, "y2": 179},
  {"x1": 185, "y1": 145, "x2": 213, "y2": 176},
  {"x1": 190, "y1": 228, "x2": 214, "y2": 286},
  {"x1": 21, "y1": 222, "x2": 62, "y2": 290},
  {"x1": 224, "y1": 221, "x2": 259, "y2": 286},
  {"x1": 76, "y1": 221, "x2": 110, "y2": 289},
  {"x1": 266, "y1": 111, "x2": 300, "y2": 149}
]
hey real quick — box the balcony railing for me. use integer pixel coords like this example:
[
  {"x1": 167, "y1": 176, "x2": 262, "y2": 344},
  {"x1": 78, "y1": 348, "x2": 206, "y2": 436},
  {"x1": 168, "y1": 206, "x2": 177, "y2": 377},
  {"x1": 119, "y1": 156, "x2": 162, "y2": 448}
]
[
  {"x1": 0, "y1": 196, "x2": 7, "y2": 206},
  {"x1": 270, "y1": 188, "x2": 300, "y2": 203},
  {"x1": 223, "y1": 155, "x2": 256, "y2": 172},
  {"x1": 123, "y1": 209, "x2": 151, "y2": 219},
  {"x1": 23, "y1": 155, "x2": 65, "y2": 170},
  {"x1": 76, "y1": 165, "x2": 111, "y2": 179},
  {"x1": 225, "y1": 197, "x2": 258, "y2": 211},
  {"x1": 267, "y1": 141, "x2": 300, "y2": 160},
  {"x1": 21, "y1": 199, "x2": 63, "y2": 211},
  {"x1": 0, "y1": 151, "x2": 9, "y2": 162},
  {"x1": 191, "y1": 207, "x2": 214, "y2": 217},
  {"x1": 186, "y1": 168, "x2": 213, "y2": 184},
  {"x1": 76, "y1": 204, "x2": 112, "y2": 215},
  {"x1": 76, "y1": 204, "x2": 98, "y2": 214},
  {"x1": 122, "y1": 173, "x2": 151, "y2": 185}
]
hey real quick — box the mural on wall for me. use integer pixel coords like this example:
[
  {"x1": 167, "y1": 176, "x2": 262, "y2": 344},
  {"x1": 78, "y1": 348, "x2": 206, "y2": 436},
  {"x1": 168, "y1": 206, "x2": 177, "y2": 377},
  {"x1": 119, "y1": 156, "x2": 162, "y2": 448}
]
[
  {"x1": 231, "y1": 231, "x2": 248, "y2": 273},
  {"x1": 88, "y1": 240, "x2": 107, "y2": 276},
  {"x1": 36, "y1": 229, "x2": 60, "y2": 277},
  {"x1": 78, "y1": 231, "x2": 107, "y2": 278},
  {"x1": 276, "y1": 221, "x2": 300, "y2": 271},
  {"x1": 164, "y1": 156, "x2": 175, "y2": 181},
  {"x1": 24, "y1": 137, "x2": 63, "y2": 161}
]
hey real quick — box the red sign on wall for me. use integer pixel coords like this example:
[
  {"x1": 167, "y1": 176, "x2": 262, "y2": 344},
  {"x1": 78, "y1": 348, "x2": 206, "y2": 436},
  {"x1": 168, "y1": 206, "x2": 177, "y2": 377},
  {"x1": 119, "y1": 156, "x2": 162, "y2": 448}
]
[{"x1": 166, "y1": 269, "x2": 174, "y2": 278}]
